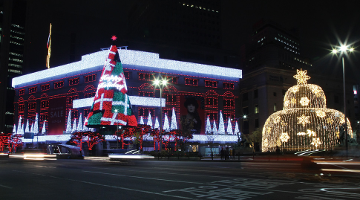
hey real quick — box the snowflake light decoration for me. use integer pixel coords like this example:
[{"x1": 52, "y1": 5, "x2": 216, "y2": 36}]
[
  {"x1": 293, "y1": 69, "x2": 310, "y2": 85},
  {"x1": 306, "y1": 129, "x2": 316, "y2": 137},
  {"x1": 297, "y1": 114, "x2": 310, "y2": 127},
  {"x1": 300, "y1": 97, "x2": 310, "y2": 106},
  {"x1": 280, "y1": 132, "x2": 290, "y2": 143},
  {"x1": 311, "y1": 137, "x2": 322, "y2": 148},
  {"x1": 316, "y1": 110, "x2": 326, "y2": 118}
]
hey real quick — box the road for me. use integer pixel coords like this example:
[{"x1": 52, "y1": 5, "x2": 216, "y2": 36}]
[{"x1": 1, "y1": 157, "x2": 360, "y2": 199}]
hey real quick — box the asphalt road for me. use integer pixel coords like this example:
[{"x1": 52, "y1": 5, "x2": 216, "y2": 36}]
[{"x1": 1, "y1": 157, "x2": 360, "y2": 200}]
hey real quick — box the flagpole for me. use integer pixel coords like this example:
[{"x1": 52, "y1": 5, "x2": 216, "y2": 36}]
[{"x1": 46, "y1": 23, "x2": 52, "y2": 69}]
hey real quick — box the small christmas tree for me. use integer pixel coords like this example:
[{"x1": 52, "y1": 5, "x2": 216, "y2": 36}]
[
  {"x1": 86, "y1": 37, "x2": 137, "y2": 127},
  {"x1": 218, "y1": 110, "x2": 225, "y2": 134},
  {"x1": 205, "y1": 116, "x2": 211, "y2": 134},
  {"x1": 66, "y1": 110, "x2": 72, "y2": 133},
  {"x1": 226, "y1": 117, "x2": 233, "y2": 135},
  {"x1": 147, "y1": 112, "x2": 153, "y2": 129}
]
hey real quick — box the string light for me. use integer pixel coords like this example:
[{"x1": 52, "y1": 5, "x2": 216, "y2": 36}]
[{"x1": 262, "y1": 69, "x2": 353, "y2": 152}]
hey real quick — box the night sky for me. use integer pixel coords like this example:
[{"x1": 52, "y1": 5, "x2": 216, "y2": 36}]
[{"x1": 24, "y1": 0, "x2": 360, "y2": 82}]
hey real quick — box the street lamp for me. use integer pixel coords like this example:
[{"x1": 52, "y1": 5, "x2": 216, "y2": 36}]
[
  {"x1": 331, "y1": 44, "x2": 354, "y2": 157},
  {"x1": 153, "y1": 76, "x2": 168, "y2": 151}
]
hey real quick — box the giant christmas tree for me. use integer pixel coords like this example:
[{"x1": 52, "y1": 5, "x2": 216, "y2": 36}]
[{"x1": 85, "y1": 37, "x2": 137, "y2": 127}]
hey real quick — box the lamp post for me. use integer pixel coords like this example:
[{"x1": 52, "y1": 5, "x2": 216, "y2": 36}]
[
  {"x1": 153, "y1": 76, "x2": 168, "y2": 151},
  {"x1": 332, "y1": 44, "x2": 354, "y2": 157}
]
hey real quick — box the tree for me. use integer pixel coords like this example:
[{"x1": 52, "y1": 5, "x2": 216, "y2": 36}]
[{"x1": 244, "y1": 128, "x2": 262, "y2": 152}]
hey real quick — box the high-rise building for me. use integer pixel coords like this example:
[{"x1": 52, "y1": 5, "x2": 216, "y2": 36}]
[
  {"x1": 0, "y1": 0, "x2": 26, "y2": 133},
  {"x1": 125, "y1": 0, "x2": 238, "y2": 67}
]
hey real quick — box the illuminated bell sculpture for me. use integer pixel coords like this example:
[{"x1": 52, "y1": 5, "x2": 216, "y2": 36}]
[{"x1": 262, "y1": 69, "x2": 352, "y2": 152}]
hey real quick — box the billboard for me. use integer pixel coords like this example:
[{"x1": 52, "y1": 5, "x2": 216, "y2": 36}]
[
  {"x1": 179, "y1": 95, "x2": 205, "y2": 135},
  {"x1": 48, "y1": 97, "x2": 67, "y2": 135}
]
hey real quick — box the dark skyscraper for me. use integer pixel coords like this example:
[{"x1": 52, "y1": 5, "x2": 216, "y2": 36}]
[{"x1": 0, "y1": 0, "x2": 26, "y2": 133}]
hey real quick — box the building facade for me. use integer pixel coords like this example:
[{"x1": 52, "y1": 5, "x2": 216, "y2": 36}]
[{"x1": 12, "y1": 48, "x2": 242, "y2": 153}]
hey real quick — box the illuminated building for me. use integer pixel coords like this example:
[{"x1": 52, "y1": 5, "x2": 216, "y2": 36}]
[
  {"x1": 0, "y1": 0, "x2": 26, "y2": 133},
  {"x1": 262, "y1": 69, "x2": 352, "y2": 152},
  {"x1": 12, "y1": 48, "x2": 241, "y2": 153}
]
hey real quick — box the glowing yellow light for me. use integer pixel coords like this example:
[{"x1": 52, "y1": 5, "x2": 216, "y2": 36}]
[
  {"x1": 274, "y1": 116, "x2": 281, "y2": 123},
  {"x1": 284, "y1": 100, "x2": 290, "y2": 107},
  {"x1": 336, "y1": 131, "x2": 340, "y2": 138},
  {"x1": 300, "y1": 97, "x2": 310, "y2": 106},
  {"x1": 280, "y1": 132, "x2": 290, "y2": 142},
  {"x1": 289, "y1": 86, "x2": 299, "y2": 93},
  {"x1": 297, "y1": 114, "x2": 310, "y2": 127},
  {"x1": 326, "y1": 117, "x2": 333, "y2": 125},
  {"x1": 293, "y1": 69, "x2": 310, "y2": 85},
  {"x1": 316, "y1": 110, "x2": 326, "y2": 118},
  {"x1": 297, "y1": 132, "x2": 306, "y2": 136},
  {"x1": 340, "y1": 117, "x2": 345, "y2": 124},
  {"x1": 263, "y1": 138, "x2": 268, "y2": 147},
  {"x1": 291, "y1": 98, "x2": 297, "y2": 105},
  {"x1": 311, "y1": 137, "x2": 322, "y2": 148},
  {"x1": 306, "y1": 129, "x2": 316, "y2": 137}
]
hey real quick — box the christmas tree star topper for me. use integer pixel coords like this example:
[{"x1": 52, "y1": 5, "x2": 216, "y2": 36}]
[{"x1": 111, "y1": 35, "x2": 117, "y2": 41}]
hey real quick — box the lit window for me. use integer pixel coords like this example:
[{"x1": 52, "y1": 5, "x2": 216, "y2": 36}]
[
  {"x1": 29, "y1": 86, "x2": 37, "y2": 94},
  {"x1": 85, "y1": 74, "x2": 96, "y2": 83},
  {"x1": 69, "y1": 77, "x2": 79, "y2": 86},
  {"x1": 254, "y1": 105, "x2": 259, "y2": 114},
  {"x1": 54, "y1": 81, "x2": 64, "y2": 89}
]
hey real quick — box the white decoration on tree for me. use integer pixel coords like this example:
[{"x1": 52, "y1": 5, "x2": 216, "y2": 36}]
[
  {"x1": 83, "y1": 118, "x2": 89, "y2": 131},
  {"x1": 77, "y1": 113, "x2": 83, "y2": 132},
  {"x1": 34, "y1": 113, "x2": 39, "y2": 134},
  {"x1": 139, "y1": 116, "x2": 144, "y2": 125},
  {"x1": 41, "y1": 121, "x2": 46, "y2": 135},
  {"x1": 212, "y1": 120, "x2": 217, "y2": 134},
  {"x1": 218, "y1": 110, "x2": 225, "y2": 134},
  {"x1": 205, "y1": 116, "x2": 211, "y2": 134},
  {"x1": 17, "y1": 116, "x2": 22, "y2": 135},
  {"x1": 72, "y1": 118, "x2": 77, "y2": 133},
  {"x1": 226, "y1": 117, "x2": 233, "y2": 135},
  {"x1": 12, "y1": 124, "x2": 17, "y2": 135},
  {"x1": 25, "y1": 119, "x2": 30, "y2": 133},
  {"x1": 234, "y1": 121, "x2": 241, "y2": 140},
  {"x1": 147, "y1": 112, "x2": 153, "y2": 129},
  {"x1": 154, "y1": 117, "x2": 159, "y2": 129},
  {"x1": 163, "y1": 113, "x2": 170, "y2": 132},
  {"x1": 170, "y1": 107, "x2": 177, "y2": 130},
  {"x1": 66, "y1": 110, "x2": 72, "y2": 133}
]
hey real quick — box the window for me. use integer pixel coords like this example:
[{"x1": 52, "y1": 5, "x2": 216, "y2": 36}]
[
  {"x1": 40, "y1": 114, "x2": 48, "y2": 121},
  {"x1": 138, "y1": 107, "x2": 155, "y2": 117},
  {"x1": 242, "y1": 92, "x2": 248, "y2": 101},
  {"x1": 19, "y1": 89, "x2": 25, "y2": 96},
  {"x1": 124, "y1": 71, "x2": 131, "y2": 79},
  {"x1": 254, "y1": 105, "x2": 259, "y2": 114},
  {"x1": 223, "y1": 99, "x2": 234, "y2": 109},
  {"x1": 67, "y1": 95, "x2": 79, "y2": 105},
  {"x1": 274, "y1": 103, "x2": 277, "y2": 112},
  {"x1": 166, "y1": 94, "x2": 177, "y2": 103},
  {"x1": 84, "y1": 92, "x2": 96, "y2": 98},
  {"x1": 206, "y1": 97, "x2": 218, "y2": 107},
  {"x1": 139, "y1": 91, "x2": 154, "y2": 97},
  {"x1": 273, "y1": 92, "x2": 277, "y2": 97},
  {"x1": 223, "y1": 112, "x2": 235, "y2": 121},
  {"x1": 138, "y1": 73, "x2": 152, "y2": 81},
  {"x1": 54, "y1": 81, "x2": 64, "y2": 89},
  {"x1": 254, "y1": 89, "x2": 258, "y2": 98},
  {"x1": 69, "y1": 77, "x2": 80, "y2": 86},
  {"x1": 18, "y1": 104, "x2": 25, "y2": 112},
  {"x1": 185, "y1": 78, "x2": 198, "y2": 86},
  {"x1": 41, "y1": 100, "x2": 49, "y2": 109},
  {"x1": 41, "y1": 84, "x2": 50, "y2": 91},
  {"x1": 29, "y1": 86, "x2": 37, "y2": 94},
  {"x1": 208, "y1": 112, "x2": 218, "y2": 121},
  {"x1": 205, "y1": 80, "x2": 217, "y2": 88},
  {"x1": 71, "y1": 110, "x2": 78, "y2": 120},
  {"x1": 223, "y1": 82, "x2": 234, "y2": 90},
  {"x1": 85, "y1": 74, "x2": 96, "y2": 83},
  {"x1": 165, "y1": 76, "x2": 178, "y2": 84},
  {"x1": 28, "y1": 102, "x2": 36, "y2": 111}
]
